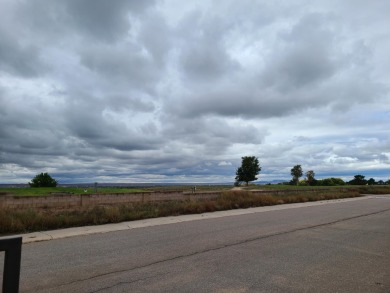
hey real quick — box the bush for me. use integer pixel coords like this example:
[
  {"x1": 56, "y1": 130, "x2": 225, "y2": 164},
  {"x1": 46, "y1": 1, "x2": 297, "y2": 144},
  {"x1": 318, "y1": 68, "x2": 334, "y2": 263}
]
[{"x1": 29, "y1": 173, "x2": 58, "y2": 187}]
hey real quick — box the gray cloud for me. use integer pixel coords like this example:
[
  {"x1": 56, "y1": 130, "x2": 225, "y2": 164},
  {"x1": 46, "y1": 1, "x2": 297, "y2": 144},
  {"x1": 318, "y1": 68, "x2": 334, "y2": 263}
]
[
  {"x1": 80, "y1": 44, "x2": 160, "y2": 88},
  {"x1": 14, "y1": 0, "x2": 155, "y2": 42},
  {"x1": 180, "y1": 44, "x2": 239, "y2": 82},
  {"x1": 264, "y1": 13, "x2": 337, "y2": 89},
  {"x1": 161, "y1": 115, "x2": 266, "y2": 157},
  {"x1": 106, "y1": 95, "x2": 155, "y2": 113},
  {"x1": 0, "y1": 30, "x2": 47, "y2": 77},
  {"x1": 138, "y1": 12, "x2": 172, "y2": 65},
  {"x1": 0, "y1": 0, "x2": 389, "y2": 183},
  {"x1": 64, "y1": 0, "x2": 134, "y2": 42}
]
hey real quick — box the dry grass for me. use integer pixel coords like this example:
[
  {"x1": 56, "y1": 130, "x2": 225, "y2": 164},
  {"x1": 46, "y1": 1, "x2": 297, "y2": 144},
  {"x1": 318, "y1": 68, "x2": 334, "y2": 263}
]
[
  {"x1": 0, "y1": 188, "x2": 364, "y2": 235},
  {"x1": 358, "y1": 185, "x2": 390, "y2": 194}
]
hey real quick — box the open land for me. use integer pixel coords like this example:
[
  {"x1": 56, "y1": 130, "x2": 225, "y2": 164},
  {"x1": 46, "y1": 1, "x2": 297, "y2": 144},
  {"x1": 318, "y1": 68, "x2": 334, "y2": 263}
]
[
  {"x1": 1, "y1": 185, "x2": 389, "y2": 235},
  {"x1": 1, "y1": 194, "x2": 389, "y2": 292}
]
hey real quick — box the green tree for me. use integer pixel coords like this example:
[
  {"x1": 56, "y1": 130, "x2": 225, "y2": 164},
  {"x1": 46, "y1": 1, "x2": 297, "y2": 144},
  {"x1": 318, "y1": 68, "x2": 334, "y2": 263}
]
[
  {"x1": 367, "y1": 178, "x2": 376, "y2": 185},
  {"x1": 290, "y1": 165, "x2": 303, "y2": 186},
  {"x1": 235, "y1": 156, "x2": 261, "y2": 186},
  {"x1": 318, "y1": 178, "x2": 345, "y2": 186},
  {"x1": 305, "y1": 170, "x2": 316, "y2": 186},
  {"x1": 29, "y1": 172, "x2": 58, "y2": 187},
  {"x1": 331, "y1": 178, "x2": 346, "y2": 185},
  {"x1": 320, "y1": 178, "x2": 331, "y2": 186},
  {"x1": 348, "y1": 175, "x2": 367, "y2": 185}
]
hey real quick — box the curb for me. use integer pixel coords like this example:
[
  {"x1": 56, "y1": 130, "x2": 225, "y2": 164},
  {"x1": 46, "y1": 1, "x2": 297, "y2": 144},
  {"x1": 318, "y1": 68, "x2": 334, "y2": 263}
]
[{"x1": 17, "y1": 196, "x2": 371, "y2": 244}]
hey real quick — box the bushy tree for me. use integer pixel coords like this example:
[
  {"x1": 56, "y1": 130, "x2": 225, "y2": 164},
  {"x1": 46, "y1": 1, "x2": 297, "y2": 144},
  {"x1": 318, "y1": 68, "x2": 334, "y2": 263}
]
[
  {"x1": 317, "y1": 177, "x2": 345, "y2": 186},
  {"x1": 320, "y1": 178, "x2": 333, "y2": 186},
  {"x1": 348, "y1": 175, "x2": 367, "y2": 185},
  {"x1": 290, "y1": 165, "x2": 303, "y2": 186},
  {"x1": 29, "y1": 172, "x2": 58, "y2": 187},
  {"x1": 305, "y1": 170, "x2": 316, "y2": 186},
  {"x1": 367, "y1": 178, "x2": 376, "y2": 185},
  {"x1": 332, "y1": 178, "x2": 346, "y2": 185},
  {"x1": 235, "y1": 156, "x2": 261, "y2": 186}
]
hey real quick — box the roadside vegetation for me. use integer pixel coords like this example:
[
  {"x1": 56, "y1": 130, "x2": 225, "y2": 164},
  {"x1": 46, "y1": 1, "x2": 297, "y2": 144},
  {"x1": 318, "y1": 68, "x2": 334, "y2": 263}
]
[
  {"x1": 1, "y1": 168, "x2": 389, "y2": 235},
  {"x1": 358, "y1": 185, "x2": 390, "y2": 194},
  {"x1": 0, "y1": 187, "x2": 378, "y2": 235}
]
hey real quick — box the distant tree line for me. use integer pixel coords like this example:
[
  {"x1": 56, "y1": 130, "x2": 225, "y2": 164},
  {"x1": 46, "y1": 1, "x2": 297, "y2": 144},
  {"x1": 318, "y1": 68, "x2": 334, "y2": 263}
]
[
  {"x1": 285, "y1": 169, "x2": 389, "y2": 186},
  {"x1": 234, "y1": 158, "x2": 389, "y2": 187},
  {"x1": 29, "y1": 165, "x2": 389, "y2": 189}
]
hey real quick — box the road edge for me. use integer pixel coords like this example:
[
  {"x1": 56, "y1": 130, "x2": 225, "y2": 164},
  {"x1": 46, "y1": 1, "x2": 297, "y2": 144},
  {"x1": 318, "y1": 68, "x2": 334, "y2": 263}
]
[{"x1": 16, "y1": 196, "x2": 375, "y2": 244}]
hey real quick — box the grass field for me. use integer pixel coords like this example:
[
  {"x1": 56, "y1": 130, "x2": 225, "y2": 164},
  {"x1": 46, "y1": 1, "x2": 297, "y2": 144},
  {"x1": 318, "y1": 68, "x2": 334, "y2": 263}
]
[
  {"x1": 0, "y1": 187, "x2": 147, "y2": 196},
  {"x1": 0, "y1": 185, "x2": 236, "y2": 196},
  {"x1": 0, "y1": 184, "x2": 389, "y2": 196},
  {"x1": 0, "y1": 186, "x2": 378, "y2": 235}
]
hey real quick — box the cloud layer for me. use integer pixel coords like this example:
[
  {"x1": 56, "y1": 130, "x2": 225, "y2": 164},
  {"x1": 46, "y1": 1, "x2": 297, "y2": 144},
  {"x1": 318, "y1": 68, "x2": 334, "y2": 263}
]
[{"x1": 0, "y1": 0, "x2": 389, "y2": 183}]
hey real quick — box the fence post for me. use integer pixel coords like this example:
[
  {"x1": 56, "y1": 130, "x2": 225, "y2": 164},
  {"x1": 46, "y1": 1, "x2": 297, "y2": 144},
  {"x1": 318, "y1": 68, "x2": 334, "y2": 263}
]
[{"x1": 0, "y1": 236, "x2": 22, "y2": 293}]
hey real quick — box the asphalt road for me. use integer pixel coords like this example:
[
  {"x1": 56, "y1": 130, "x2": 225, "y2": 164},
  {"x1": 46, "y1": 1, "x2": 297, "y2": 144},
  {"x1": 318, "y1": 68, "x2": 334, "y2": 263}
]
[{"x1": 2, "y1": 195, "x2": 390, "y2": 292}]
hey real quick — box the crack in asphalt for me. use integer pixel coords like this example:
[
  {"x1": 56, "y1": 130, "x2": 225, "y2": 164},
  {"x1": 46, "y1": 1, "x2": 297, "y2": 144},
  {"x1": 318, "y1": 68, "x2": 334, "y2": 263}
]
[
  {"x1": 88, "y1": 273, "x2": 169, "y2": 293},
  {"x1": 45, "y1": 208, "x2": 390, "y2": 291},
  {"x1": 41, "y1": 231, "x2": 54, "y2": 240}
]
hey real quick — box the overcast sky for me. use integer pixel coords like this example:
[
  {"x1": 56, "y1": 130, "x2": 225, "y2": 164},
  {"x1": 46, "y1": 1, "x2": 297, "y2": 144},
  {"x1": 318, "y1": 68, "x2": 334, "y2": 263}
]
[{"x1": 1, "y1": 0, "x2": 389, "y2": 184}]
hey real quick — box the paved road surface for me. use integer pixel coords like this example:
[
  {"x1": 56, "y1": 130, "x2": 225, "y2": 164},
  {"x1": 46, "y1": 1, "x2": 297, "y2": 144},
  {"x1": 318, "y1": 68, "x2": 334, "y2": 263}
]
[{"x1": 2, "y1": 195, "x2": 390, "y2": 292}]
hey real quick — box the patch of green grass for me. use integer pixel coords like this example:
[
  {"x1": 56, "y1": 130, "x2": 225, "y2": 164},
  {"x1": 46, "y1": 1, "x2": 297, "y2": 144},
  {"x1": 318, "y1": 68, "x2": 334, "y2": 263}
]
[
  {"x1": 0, "y1": 185, "x2": 233, "y2": 196},
  {"x1": 242, "y1": 184, "x2": 353, "y2": 190},
  {"x1": 143, "y1": 185, "x2": 232, "y2": 193},
  {"x1": 0, "y1": 187, "x2": 147, "y2": 196},
  {"x1": 1, "y1": 184, "x2": 388, "y2": 197}
]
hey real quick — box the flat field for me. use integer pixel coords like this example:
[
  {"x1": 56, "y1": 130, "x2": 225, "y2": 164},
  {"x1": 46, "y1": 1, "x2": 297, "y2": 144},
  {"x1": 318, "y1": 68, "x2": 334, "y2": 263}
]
[{"x1": 0, "y1": 184, "x2": 389, "y2": 196}]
